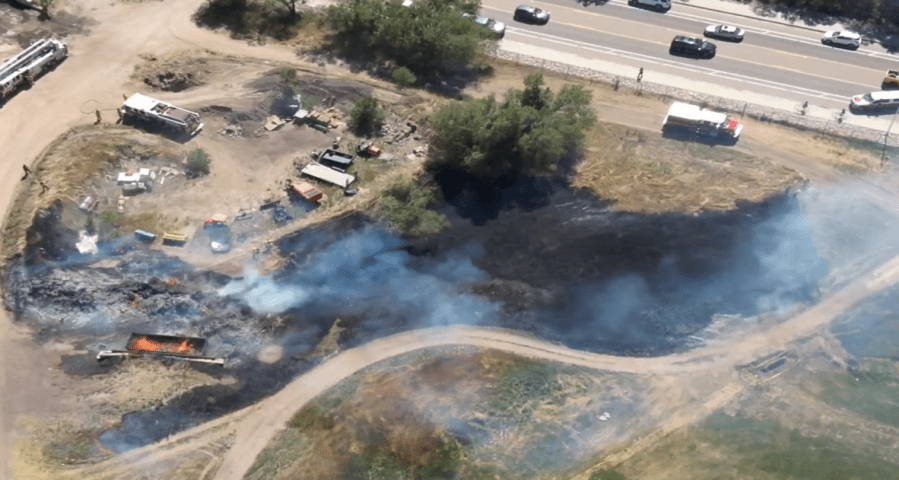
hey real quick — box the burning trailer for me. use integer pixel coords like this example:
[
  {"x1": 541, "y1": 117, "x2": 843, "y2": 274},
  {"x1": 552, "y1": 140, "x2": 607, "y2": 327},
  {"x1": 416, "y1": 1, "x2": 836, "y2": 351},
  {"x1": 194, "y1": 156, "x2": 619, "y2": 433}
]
[{"x1": 97, "y1": 333, "x2": 224, "y2": 366}]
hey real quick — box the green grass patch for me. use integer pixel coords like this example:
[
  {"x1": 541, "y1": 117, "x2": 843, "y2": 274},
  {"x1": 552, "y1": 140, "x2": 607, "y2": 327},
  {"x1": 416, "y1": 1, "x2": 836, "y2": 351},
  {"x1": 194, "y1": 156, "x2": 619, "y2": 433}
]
[
  {"x1": 618, "y1": 412, "x2": 899, "y2": 480},
  {"x1": 42, "y1": 428, "x2": 102, "y2": 465},
  {"x1": 590, "y1": 471, "x2": 627, "y2": 480},
  {"x1": 807, "y1": 362, "x2": 899, "y2": 429},
  {"x1": 288, "y1": 404, "x2": 336, "y2": 431},
  {"x1": 485, "y1": 357, "x2": 563, "y2": 426}
]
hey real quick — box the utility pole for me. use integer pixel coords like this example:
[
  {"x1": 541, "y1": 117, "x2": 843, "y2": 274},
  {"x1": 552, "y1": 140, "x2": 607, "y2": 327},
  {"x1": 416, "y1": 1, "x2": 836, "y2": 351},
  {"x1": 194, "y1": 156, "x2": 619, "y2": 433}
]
[{"x1": 883, "y1": 104, "x2": 899, "y2": 167}]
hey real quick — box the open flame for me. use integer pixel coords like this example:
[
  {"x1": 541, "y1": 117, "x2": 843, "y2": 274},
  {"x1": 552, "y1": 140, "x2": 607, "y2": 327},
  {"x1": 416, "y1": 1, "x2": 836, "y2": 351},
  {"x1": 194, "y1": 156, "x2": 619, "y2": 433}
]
[{"x1": 131, "y1": 337, "x2": 193, "y2": 354}]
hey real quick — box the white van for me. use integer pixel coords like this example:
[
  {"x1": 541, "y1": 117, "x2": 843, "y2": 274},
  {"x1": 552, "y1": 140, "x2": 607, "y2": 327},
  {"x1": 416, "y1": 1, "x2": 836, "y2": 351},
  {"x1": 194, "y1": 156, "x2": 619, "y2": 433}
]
[
  {"x1": 849, "y1": 91, "x2": 899, "y2": 112},
  {"x1": 628, "y1": 0, "x2": 671, "y2": 11}
]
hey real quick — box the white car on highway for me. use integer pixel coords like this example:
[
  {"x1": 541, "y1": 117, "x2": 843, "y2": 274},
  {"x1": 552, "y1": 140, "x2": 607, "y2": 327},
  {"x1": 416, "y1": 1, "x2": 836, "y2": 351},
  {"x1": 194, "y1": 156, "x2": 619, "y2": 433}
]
[
  {"x1": 849, "y1": 90, "x2": 899, "y2": 112},
  {"x1": 704, "y1": 25, "x2": 745, "y2": 42},
  {"x1": 822, "y1": 30, "x2": 861, "y2": 49}
]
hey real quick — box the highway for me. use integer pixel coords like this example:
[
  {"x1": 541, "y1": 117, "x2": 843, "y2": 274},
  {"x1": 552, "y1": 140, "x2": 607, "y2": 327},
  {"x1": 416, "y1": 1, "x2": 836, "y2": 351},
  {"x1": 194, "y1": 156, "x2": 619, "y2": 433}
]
[{"x1": 482, "y1": 0, "x2": 898, "y2": 117}]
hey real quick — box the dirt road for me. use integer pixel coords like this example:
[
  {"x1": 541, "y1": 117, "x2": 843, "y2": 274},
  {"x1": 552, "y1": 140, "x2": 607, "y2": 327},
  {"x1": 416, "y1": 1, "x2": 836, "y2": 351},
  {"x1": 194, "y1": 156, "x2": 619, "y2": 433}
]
[{"x1": 206, "y1": 252, "x2": 899, "y2": 480}]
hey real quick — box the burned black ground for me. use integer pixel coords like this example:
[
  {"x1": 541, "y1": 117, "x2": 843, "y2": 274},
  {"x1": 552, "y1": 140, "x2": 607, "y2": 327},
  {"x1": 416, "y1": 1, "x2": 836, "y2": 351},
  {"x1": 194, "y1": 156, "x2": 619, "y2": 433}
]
[{"x1": 1, "y1": 179, "x2": 832, "y2": 452}]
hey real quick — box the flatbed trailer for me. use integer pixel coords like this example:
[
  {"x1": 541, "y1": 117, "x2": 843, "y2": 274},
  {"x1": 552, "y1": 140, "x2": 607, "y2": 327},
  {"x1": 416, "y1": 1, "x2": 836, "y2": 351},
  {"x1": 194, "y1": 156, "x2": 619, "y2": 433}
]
[{"x1": 97, "y1": 333, "x2": 224, "y2": 366}]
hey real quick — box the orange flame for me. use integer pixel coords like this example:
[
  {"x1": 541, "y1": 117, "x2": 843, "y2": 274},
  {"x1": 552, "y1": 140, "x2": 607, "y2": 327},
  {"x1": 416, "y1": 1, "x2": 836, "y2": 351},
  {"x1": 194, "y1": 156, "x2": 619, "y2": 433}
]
[{"x1": 131, "y1": 337, "x2": 194, "y2": 354}]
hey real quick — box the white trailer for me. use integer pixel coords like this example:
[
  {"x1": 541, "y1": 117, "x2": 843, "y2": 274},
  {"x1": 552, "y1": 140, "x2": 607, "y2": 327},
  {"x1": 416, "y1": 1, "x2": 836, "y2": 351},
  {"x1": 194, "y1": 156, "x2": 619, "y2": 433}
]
[
  {"x1": 301, "y1": 163, "x2": 356, "y2": 188},
  {"x1": 0, "y1": 38, "x2": 67, "y2": 100},
  {"x1": 119, "y1": 93, "x2": 204, "y2": 137},
  {"x1": 662, "y1": 101, "x2": 743, "y2": 143}
]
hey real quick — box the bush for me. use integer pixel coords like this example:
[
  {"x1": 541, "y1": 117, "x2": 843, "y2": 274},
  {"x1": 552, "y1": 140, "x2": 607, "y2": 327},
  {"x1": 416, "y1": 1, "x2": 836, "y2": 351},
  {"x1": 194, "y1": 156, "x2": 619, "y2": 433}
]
[
  {"x1": 350, "y1": 95, "x2": 386, "y2": 135},
  {"x1": 391, "y1": 67, "x2": 417, "y2": 88},
  {"x1": 427, "y1": 73, "x2": 596, "y2": 181},
  {"x1": 377, "y1": 179, "x2": 447, "y2": 237},
  {"x1": 185, "y1": 148, "x2": 211, "y2": 178}
]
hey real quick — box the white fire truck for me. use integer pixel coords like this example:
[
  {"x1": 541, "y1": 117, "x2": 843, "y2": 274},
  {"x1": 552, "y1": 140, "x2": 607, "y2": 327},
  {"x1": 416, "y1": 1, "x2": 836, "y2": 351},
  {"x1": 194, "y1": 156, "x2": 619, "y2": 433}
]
[
  {"x1": 119, "y1": 93, "x2": 204, "y2": 137},
  {"x1": 0, "y1": 38, "x2": 68, "y2": 101},
  {"x1": 662, "y1": 101, "x2": 743, "y2": 143}
]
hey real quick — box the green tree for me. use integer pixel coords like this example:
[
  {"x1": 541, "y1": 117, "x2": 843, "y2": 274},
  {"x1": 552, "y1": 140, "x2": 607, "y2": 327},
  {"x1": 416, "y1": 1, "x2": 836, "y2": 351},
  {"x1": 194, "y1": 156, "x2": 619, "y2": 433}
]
[
  {"x1": 428, "y1": 73, "x2": 596, "y2": 180},
  {"x1": 268, "y1": 0, "x2": 304, "y2": 18},
  {"x1": 391, "y1": 67, "x2": 417, "y2": 89},
  {"x1": 35, "y1": 0, "x2": 54, "y2": 20},
  {"x1": 328, "y1": 0, "x2": 490, "y2": 74},
  {"x1": 185, "y1": 148, "x2": 212, "y2": 178},
  {"x1": 350, "y1": 94, "x2": 385, "y2": 135}
]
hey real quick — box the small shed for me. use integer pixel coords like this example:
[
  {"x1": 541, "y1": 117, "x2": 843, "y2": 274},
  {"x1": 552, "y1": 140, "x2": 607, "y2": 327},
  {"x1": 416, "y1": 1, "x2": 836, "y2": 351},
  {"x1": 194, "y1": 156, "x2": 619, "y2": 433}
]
[
  {"x1": 207, "y1": 213, "x2": 228, "y2": 224},
  {"x1": 290, "y1": 181, "x2": 323, "y2": 202},
  {"x1": 134, "y1": 230, "x2": 157, "y2": 243}
]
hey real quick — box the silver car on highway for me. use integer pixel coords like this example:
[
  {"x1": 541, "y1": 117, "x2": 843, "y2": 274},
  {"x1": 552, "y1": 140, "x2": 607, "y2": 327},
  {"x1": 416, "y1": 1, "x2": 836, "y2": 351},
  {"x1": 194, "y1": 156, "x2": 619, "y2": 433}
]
[{"x1": 704, "y1": 25, "x2": 745, "y2": 42}]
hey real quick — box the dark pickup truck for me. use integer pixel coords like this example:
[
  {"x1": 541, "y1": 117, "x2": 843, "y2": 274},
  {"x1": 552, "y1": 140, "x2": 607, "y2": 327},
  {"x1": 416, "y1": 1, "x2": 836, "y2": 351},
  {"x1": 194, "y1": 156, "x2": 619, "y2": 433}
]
[{"x1": 318, "y1": 149, "x2": 355, "y2": 171}]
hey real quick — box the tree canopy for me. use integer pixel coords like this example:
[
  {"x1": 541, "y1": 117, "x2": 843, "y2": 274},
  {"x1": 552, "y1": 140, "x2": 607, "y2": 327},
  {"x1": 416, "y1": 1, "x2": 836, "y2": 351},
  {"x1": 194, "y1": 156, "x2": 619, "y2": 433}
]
[
  {"x1": 328, "y1": 0, "x2": 493, "y2": 73},
  {"x1": 427, "y1": 73, "x2": 596, "y2": 180}
]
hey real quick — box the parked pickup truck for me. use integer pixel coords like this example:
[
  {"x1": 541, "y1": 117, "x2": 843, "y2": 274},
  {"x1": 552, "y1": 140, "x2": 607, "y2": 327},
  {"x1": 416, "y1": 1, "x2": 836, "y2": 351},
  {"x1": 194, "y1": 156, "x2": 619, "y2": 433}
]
[{"x1": 884, "y1": 70, "x2": 899, "y2": 89}]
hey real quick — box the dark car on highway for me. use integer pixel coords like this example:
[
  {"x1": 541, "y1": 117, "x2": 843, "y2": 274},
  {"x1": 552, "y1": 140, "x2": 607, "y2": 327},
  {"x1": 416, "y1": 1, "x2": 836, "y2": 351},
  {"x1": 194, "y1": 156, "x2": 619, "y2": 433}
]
[
  {"x1": 669, "y1": 35, "x2": 716, "y2": 59},
  {"x1": 513, "y1": 5, "x2": 550, "y2": 25}
]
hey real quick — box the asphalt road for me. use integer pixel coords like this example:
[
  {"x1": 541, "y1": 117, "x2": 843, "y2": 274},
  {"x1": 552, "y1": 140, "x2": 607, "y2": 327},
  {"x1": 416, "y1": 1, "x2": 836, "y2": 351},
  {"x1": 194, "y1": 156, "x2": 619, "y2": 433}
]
[{"x1": 482, "y1": 0, "x2": 897, "y2": 110}]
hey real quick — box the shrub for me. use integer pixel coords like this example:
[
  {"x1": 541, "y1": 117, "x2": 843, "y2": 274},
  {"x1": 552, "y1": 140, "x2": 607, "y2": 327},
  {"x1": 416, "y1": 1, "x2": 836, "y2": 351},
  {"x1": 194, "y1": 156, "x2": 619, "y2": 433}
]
[
  {"x1": 377, "y1": 179, "x2": 447, "y2": 237},
  {"x1": 391, "y1": 67, "x2": 417, "y2": 89},
  {"x1": 185, "y1": 148, "x2": 211, "y2": 178},
  {"x1": 350, "y1": 95, "x2": 386, "y2": 135}
]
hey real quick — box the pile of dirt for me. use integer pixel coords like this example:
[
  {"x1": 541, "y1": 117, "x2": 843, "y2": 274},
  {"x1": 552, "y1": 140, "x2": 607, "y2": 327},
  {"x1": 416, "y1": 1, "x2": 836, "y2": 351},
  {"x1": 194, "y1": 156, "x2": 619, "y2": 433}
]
[{"x1": 134, "y1": 54, "x2": 212, "y2": 92}]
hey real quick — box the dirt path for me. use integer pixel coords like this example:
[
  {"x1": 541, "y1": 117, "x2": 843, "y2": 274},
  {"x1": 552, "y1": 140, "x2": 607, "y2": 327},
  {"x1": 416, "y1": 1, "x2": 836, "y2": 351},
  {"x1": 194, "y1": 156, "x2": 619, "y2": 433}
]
[{"x1": 206, "y1": 252, "x2": 899, "y2": 480}]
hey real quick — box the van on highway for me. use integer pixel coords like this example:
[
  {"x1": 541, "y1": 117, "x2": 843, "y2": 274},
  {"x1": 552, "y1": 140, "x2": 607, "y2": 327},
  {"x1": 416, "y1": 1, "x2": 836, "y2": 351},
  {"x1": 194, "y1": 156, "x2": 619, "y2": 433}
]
[
  {"x1": 669, "y1": 36, "x2": 716, "y2": 59},
  {"x1": 628, "y1": 0, "x2": 671, "y2": 11},
  {"x1": 849, "y1": 91, "x2": 899, "y2": 113}
]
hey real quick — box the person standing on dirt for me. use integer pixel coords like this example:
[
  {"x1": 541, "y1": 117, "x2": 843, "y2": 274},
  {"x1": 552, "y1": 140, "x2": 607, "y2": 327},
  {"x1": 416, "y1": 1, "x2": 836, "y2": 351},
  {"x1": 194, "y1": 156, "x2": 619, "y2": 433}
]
[
  {"x1": 21, "y1": 165, "x2": 31, "y2": 181},
  {"x1": 95, "y1": 109, "x2": 102, "y2": 125},
  {"x1": 637, "y1": 67, "x2": 644, "y2": 83}
]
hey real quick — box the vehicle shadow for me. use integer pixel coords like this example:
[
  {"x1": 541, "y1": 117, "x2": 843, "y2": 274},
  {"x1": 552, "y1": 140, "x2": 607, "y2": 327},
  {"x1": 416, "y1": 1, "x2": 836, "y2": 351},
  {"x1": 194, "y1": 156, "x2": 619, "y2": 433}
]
[
  {"x1": 849, "y1": 107, "x2": 899, "y2": 117},
  {"x1": 661, "y1": 127, "x2": 737, "y2": 146},
  {"x1": 117, "y1": 117, "x2": 199, "y2": 144}
]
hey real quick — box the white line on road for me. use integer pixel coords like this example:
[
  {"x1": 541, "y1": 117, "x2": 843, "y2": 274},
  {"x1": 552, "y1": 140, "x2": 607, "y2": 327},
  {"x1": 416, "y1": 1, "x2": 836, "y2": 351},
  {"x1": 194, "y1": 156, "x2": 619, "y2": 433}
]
[{"x1": 506, "y1": 27, "x2": 850, "y2": 102}]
